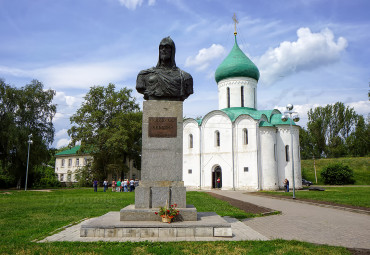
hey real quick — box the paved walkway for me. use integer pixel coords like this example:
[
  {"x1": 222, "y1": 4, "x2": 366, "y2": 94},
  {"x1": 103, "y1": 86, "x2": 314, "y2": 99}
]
[{"x1": 210, "y1": 190, "x2": 370, "y2": 249}]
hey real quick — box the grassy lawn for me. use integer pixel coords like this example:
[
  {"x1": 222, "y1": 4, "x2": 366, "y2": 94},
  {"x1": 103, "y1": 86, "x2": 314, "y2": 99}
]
[
  {"x1": 0, "y1": 189, "x2": 350, "y2": 254},
  {"x1": 187, "y1": 191, "x2": 258, "y2": 219},
  {"x1": 301, "y1": 157, "x2": 370, "y2": 185},
  {"x1": 261, "y1": 186, "x2": 370, "y2": 208}
]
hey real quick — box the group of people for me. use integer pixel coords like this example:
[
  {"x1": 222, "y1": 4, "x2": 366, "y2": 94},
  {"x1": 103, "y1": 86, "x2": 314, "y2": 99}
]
[
  {"x1": 111, "y1": 179, "x2": 138, "y2": 192},
  {"x1": 93, "y1": 179, "x2": 139, "y2": 192}
]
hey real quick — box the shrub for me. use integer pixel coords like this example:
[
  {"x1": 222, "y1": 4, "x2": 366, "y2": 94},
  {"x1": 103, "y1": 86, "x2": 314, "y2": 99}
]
[
  {"x1": 0, "y1": 173, "x2": 16, "y2": 188},
  {"x1": 320, "y1": 163, "x2": 355, "y2": 185},
  {"x1": 32, "y1": 165, "x2": 61, "y2": 188}
]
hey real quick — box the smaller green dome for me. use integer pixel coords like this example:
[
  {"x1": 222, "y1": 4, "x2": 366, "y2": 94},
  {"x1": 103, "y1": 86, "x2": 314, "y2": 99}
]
[{"x1": 215, "y1": 36, "x2": 260, "y2": 83}]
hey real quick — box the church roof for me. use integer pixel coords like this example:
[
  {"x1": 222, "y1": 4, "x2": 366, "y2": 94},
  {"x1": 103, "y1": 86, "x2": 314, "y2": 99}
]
[
  {"x1": 259, "y1": 121, "x2": 275, "y2": 127},
  {"x1": 270, "y1": 113, "x2": 298, "y2": 126},
  {"x1": 215, "y1": 36, "x2": 260, "y2": 83},
  {"x1": 193, "y1": 107, "x2": 297, "y2": 127},
  {"x1": 221, "y1": 107, "x2": 264, "y2": 121}
]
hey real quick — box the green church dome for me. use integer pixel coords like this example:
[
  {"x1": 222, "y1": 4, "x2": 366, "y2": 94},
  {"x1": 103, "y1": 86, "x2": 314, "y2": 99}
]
[{"x1": 215, "y1": 36, "x2": 260, "y2": 83}]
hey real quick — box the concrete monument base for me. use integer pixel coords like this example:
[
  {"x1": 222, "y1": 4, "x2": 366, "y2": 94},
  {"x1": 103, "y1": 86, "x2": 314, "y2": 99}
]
[{"x1": 80, "y1": 211, "x2": 232, "y2": 238}]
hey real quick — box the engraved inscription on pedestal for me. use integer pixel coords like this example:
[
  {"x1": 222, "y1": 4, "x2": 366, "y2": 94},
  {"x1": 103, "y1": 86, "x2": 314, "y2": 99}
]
[{"x1": 148, "y1": 117, "x2": 177, "y2": 138}]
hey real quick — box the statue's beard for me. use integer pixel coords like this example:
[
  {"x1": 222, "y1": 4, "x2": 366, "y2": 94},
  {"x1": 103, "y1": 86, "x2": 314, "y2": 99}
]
[{"x1": 160, "y1": 55, "x2": 171, "y2": 62}]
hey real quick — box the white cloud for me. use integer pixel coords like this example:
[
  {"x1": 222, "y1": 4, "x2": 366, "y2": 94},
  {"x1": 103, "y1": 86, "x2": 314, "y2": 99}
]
[
  {"x1": 55, "y1": 129, "x2": 68, "y2": 138},
  {"x1": 56, "y1": 138, "x2": 71, "y2": 148},
  {"x1": 53, "y1": 112, "x2": 65, "y2": 122},
  {"x1": 348, "y1": 100, "x2": 370, "y2": 117},
  {"x1": 0, "y1": 60, "x2": 138, "y2": 89},
  {"x1": 0, "y1": 66, "x2": 28, "y2": 77},
  {"x1": 0, "y1": 51, "x2": 151, "y2": 89},
  {"x1": 34, "y1": 61, "x2": 137, "y2": 89},
  {"x1": 117, "y1": 0, "x2": 154, "y2": 9},
  {"x1": 54, "y1": 91, "x2": 85, "y2": 107},
  {"x1": 185, "y1": 44, "x2": 226, "y2": 71},
  {"x1": 257, "y1": 27, "x2": 348, "y2": 85},
  {"x1": 118, "y1": 0, "x2": 143, "y2": 10}
]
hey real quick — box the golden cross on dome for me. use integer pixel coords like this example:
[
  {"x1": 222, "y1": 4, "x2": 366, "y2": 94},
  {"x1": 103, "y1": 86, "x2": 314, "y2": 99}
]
[{"x1": 232, "y1": 13, "x2": 239, "y2": 35}]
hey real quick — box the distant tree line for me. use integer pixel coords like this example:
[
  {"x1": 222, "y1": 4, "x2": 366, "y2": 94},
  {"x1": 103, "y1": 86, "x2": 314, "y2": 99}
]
[
  {"x1": 0, "y1": 80, "x2": 142, "y2": 188},
  {"x1": 300, "y1": 102, "x2": 369, "y2": 159},
  {"x1": 0, "y1": 79, "x2": 58, "y2": 188}
]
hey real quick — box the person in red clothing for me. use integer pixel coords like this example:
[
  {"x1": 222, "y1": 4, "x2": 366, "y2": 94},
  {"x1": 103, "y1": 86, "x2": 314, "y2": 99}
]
[{"x1": 216, "y1": 177, "x2": 221, "y2": 188}]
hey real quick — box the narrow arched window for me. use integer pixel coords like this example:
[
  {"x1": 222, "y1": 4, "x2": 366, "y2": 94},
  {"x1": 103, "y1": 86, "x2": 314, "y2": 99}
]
[
  {"x1": 254, "y1": 88, "x2": 256, "y2": 108},
  {"x1": 241, "y1": 86, "x2": 244, "y2": 107},
  {"x1": 243, "y1": 128, "x2": 248, "y2": 145},
  {"x1": 227, "y1": 87, "x2": 230, "y2": 108},
  {"x1": 285, "y1": 145, "x2": 290, "y2": 162},
  {"x1": 189, "y1": 134, "x2": 193, "y2": 148},
  {"x1": 215, "y1": 131, "x2": 220, "y2": 147}
]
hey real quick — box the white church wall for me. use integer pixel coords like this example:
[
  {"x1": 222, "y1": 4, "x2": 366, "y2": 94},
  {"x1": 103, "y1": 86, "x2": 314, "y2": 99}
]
[
  {"x1": 183, "y1": 120, "x2": 201, "y2": 188},
  {"x1": 259, "y1": 127, "x2": 279, "y2": 190},
  {"x1": 292, "y1": 126, "x2": 302, "y2": 189},
  {"x1": 233, "y1": 116, "x2": 259, "y2": 190},
  {"x1": 217, "y1": 77, "x2": 258, "y2": 109},
  {"x1": 201, "y1": 112, "x2": 233, "y2": 189},
  {"x1": 276, "y1": 126, "x2": 302, "y2": 189}
]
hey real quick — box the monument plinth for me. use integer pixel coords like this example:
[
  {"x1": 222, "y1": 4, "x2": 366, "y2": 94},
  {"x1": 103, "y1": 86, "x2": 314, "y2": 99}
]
[{"x1": 120, "y1": 100, "x2": 196, "y2": 220}]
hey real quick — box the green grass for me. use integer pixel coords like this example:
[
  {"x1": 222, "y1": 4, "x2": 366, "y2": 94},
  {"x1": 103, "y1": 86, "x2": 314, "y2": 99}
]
[
  {"x1": 187, "y1": 191, "x2": 258, "y2": 219},
  {"x1": 0, "y1": 189, "x2": 350, "y2": 254},
  {"x1": 262, "y1": 186, "x2": 370, "y2": 208},
  {"x1": 301, "y1": 157, "x2": 370, "y2": 185}
]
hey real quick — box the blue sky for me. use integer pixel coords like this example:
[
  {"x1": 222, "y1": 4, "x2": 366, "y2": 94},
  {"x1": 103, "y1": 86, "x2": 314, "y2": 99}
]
[{"x1": 1, "y1": 0, "x2": 369, "y2": 148}]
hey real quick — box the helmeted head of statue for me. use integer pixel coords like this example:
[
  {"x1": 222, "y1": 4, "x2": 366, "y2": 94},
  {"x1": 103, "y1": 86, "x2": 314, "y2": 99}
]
[{"x1": 157, "y1": 36, "x2": 176, "y2": 68}]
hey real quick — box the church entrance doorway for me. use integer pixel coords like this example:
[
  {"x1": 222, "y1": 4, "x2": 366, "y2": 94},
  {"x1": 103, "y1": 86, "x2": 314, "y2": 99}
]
[{"x1": 212, "y1": 166, "x2": 222, "y2": 189}]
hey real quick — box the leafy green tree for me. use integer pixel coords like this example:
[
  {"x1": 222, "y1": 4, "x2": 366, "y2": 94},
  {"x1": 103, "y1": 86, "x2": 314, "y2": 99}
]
[
  {"x1": 0, "y1": 79, "x2": 56, "y2": 187},
  {"x1": 306, "y1": 109, "x2": 327, "y2": 157},
  {"x1": 68, "y1": 84, "x2": 142, "y2": 181},
  {"x1": 74, "y1": 165, "x2": 93, "y2": 187},
  {"x1": 306, "y1": 102, "x2": 359, "y2": 158},
  {"x1": 347, "y1": 115, "x2": 370, "y2": 156}
]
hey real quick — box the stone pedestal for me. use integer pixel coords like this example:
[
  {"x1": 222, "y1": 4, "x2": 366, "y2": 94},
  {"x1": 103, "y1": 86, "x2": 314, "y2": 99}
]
[
  {"x1": 140, "y1": 101, "x2": 183, "y2": 182},
  {"x1": 121, "y1": 100, "x2": 196, "y2": 221}
]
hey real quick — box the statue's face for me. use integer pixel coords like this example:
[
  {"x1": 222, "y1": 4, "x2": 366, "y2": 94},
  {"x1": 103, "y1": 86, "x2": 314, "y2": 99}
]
[{"x1": 159, "y1": 44, "x2": 172, "y2": 61}]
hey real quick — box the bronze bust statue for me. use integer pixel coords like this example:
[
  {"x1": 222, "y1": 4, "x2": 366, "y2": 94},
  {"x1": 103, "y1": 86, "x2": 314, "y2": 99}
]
[{"x1": 136, "y1": 37, "x2": 193, "y2": 101}]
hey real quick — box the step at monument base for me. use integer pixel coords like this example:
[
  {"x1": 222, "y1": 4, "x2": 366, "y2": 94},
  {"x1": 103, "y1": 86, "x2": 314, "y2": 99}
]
[
  {"x1": 120, "y1": 204, "x2": 197, "y2": 221},
  {"x1": 80, "y1": 211, "x2": 232, "y2": 238}
]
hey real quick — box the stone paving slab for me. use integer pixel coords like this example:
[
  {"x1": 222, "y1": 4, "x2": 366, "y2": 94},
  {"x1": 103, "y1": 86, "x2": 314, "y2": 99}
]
[{"x1": 38, "y1": 213, "x2": 269, "y2": 243}]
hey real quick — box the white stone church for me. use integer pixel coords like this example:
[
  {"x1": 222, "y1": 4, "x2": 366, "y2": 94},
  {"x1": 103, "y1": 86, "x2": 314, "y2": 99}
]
[{"x1": 183, "y1": 35, "x2": 302, "y2": 191}]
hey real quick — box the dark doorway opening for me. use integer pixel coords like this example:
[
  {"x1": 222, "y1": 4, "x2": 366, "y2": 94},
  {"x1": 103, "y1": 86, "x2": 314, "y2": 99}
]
[{"x1": 212, "y1": 166, "x2": 222, "y2": 189}]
